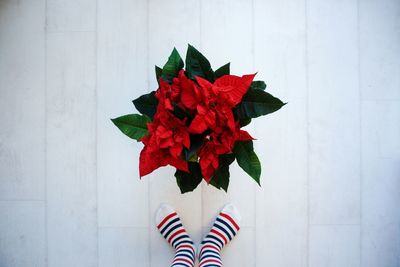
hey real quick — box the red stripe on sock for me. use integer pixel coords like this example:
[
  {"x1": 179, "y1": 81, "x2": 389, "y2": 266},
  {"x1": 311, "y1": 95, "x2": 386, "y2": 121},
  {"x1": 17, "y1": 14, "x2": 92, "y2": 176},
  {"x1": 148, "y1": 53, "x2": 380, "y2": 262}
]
[
  {"x1": 157, "y1": 212, "x2": 177, "y2": 229},
  {"x1": 199, "y1": 259, "x2": 222, "y2": 267},
  {"x1": 173, "y1": 257, "x2": 194, "y2": 267},
  {"x1": 200, "y1": 244, "x2": 220, "y2": 255},
  {"x1": 168, "y1": 228, "x2": 185, "y2": 243},
  {"x1": 220, "y1": 212, "x2": 240, "y2": 231},
  {"x1": 210, "y1": 229, "x2": 228, "y2": 245}
]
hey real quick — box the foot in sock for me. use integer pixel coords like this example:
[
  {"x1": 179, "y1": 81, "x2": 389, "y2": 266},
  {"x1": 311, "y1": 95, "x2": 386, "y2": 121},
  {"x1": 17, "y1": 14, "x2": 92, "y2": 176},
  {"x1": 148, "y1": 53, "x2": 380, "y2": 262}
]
[
  {"x1": 156, "y1": 204, "x2": 196, "y2": 267},
  {"x1": 198, "y1": 204, "x2": 241, "y2": 267}
]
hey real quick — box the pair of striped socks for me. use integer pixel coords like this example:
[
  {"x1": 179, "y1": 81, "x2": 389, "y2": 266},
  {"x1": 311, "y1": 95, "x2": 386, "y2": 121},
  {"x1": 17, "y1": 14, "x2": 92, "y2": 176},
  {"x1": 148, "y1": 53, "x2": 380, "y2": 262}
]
[{"x1": 155, "y1": 203, "x2": 241, "y2": 267}]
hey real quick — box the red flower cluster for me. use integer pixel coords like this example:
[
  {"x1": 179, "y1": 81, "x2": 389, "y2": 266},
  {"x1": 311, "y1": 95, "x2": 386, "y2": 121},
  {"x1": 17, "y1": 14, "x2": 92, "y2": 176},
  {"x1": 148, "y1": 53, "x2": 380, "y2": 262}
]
[{"x1": 139, "y1": 70, "x2": 256, "y2": 182}]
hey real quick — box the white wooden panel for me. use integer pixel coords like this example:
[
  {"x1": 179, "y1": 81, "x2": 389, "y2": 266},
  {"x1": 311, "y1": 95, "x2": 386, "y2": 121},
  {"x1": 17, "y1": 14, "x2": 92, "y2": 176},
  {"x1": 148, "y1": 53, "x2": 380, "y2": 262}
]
[
  {"x1": 46, "y1": 32, "x2": 97, "y2": 267},
  {"x1": 97, "y1": 0, "x2": 148, "y2": 228},
  {"x1": 149, "y1": 220, "x2": 174, "y2": 267},
  {"x1": 361, "y1": 101, "x2": 400, "y2": 224},
  {"x1": 362, "y1": 158, "x2": 400, "y2": 224},
  {"x1": 0, "y1": 201, "x2": 45, "y2": 267},
  {"x1": 361, "y1": 100, "x2": 400, "y2": 266},
  {"x1": 219, "y1": 227, "x2": 255, "y2": 267},
  {"x1": 361, "y1": 102, "x2": 400, "y2": 160},
  {"x1": 201, "y1": 0, "x2": 256, "y2": 232},
  {"x1": 0, "y1": 0, "x2": 45, "y2": 200},
  {"x1": 148, "y1": 0, "x2": 201, "y2": 82},
  {"x1": 257, "y1": 222, "x2": 307, "y2": 267},
  {"x1": 99, "y1": 227, "x2": 149, "y2": 267},
  {"x1": 147, "y1": 1, "x2": 203, "y2": 264},
  {"x1": 307, "y1": 0, "x2": 360, "y2": 225},
  {"x1": 201, "y1": 0, "x2": 253, "y2": 74},
  {"x1": 254, "y1": 102, "x2": 308, "y2": 266},
  {"x1": 362, "y1": 224, "x2": 400, "y2": 267},
  {"x1": 360, "y1": 2, "x2": 400, "y2": 265},
  {"x1": 46, "y1": 0, "x2": 96, "y2": 32},
  {"x1": 201, "y1": 162, "x2": 256, "y2": 229},
  {"x1": 309, "y1": 225, "x2": 360, "y2": 267},
  {"x1": 254, "y1": 0, "x2": 308, "y2": 266},
  {"x1": 359, "y1": 0, "x2": 400, "y2": 101}
]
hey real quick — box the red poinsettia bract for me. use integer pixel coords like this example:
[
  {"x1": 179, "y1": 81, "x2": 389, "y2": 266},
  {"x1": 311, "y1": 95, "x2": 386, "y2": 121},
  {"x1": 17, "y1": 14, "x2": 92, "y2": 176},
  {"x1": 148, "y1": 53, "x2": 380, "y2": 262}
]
[
  {"x1": 139, "y1": 100, "x2": 190, "y2": 177},
  {"x1": 139, "y1": 69, "x2": 256, "y2": 182}
]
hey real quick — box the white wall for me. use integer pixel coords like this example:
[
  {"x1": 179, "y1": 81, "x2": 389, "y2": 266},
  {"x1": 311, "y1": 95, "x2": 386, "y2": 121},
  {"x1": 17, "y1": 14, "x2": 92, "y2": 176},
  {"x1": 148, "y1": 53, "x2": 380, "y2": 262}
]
[{"x1": 0, "y1": 0, "x2": 399, "y2": 266}]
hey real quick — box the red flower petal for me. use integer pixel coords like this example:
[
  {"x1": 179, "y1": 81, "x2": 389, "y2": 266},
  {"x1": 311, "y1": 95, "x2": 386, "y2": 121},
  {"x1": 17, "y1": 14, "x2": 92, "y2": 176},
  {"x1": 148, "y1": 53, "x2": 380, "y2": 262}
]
[
  {"x1": 164, "y1": 98, "x2": 174, "y2": 110},
  {"x1": 199, "y1": 158, "x2": 215, "y2": 183},
  {"x1": 195, "y1": 76, "x2": 212, "y2": 90},
  {"x1": 225, "y1": 110, "x2": 236, "y2": 131},
  {"x1": 215, "y1": 73, "x2": 256, "y2": 106},
  {"x1": 139, "y1": 146, "x2": 166, "y2": 177},
  {"x1": 238, "y1": 130, "x2": 255, "y2": 141},
  {"x1": 168, "y1": 156, "x2": 189, "y2": 173},
  {"x1": 204, "y1": 111, "x2": 216, "y2": 128},
  {"x1": 197, "y1": 104, "x2": 207, "y2": 115},
  {"x1": 169, "y1": 144, "x2": 182, "y2": 158},
  {"x1": 157, "y1": 126, "x2": 173, "y2": 138},
  {"x1": 181, "y1": 90, "x2": 198, "y2": 110},
  {"x1": 180, "y1": 77, "x2": 200, "y2": 110},
  {"x1": 182, "y1": 133, "x2": 190, "y2": 149},
  {"x1": 189, "y1": 114, "x2": 208, "y2": 134},
  {"x1": 159, "y1": 138, "x2": 174, "y2": 148}
]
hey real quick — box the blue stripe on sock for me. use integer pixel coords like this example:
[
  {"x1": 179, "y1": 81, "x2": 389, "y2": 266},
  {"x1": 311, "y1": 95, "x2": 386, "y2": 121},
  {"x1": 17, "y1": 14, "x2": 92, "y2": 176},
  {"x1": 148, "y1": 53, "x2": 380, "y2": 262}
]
[
  {"x1": 177, "y1": 249, "x2": 194, "y2": 256},
  {"x1": 164, "y1": 223, "x2": 183, "y2": 239},
  {"x1": 161, "y1": 217, "x2": 179, "y2": 235},
  {"x1": 205, "y1": 234, "x2": 224, "y2": 248},
  {"x1": 177, "y1": 249, "x2": 194, "y2": 258},
  {"x1": 174, "y1": 253, "x2": 194, "y2": 263},
  {"x1": 171, "y1": 234, "x2": 190, "y2": 247},
  {"x1": 201, "y1": 239, "x2": 221, "y2": 250},
  {"x1": 216, "y1": 217, "x2": 236, "y2": 237},
  {"x1": 214, "y1": 223, "x2": 232, "y2": 241},
  {"x1": 175, "y1": 249, "x2": 195, "y2": 261},
  {"x1": 200, "y1": 253, "x2": 221, "y2": 262},
  {"x1": 171, "y1": 264, "x2": 191, "y2": 267},
  {"x1": 200, "y1": 249, "x2": 220, "y2": 258}
]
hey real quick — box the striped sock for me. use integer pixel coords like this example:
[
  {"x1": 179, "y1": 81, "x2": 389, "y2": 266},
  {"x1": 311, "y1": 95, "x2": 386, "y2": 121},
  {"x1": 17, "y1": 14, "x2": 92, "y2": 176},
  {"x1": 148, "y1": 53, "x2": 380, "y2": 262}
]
[
  {"x1": 155, "y1": 204, "x2": 196, "y2": 267},
  {"x1": 199, "y1": 204, "x2": 241, "y2": 267}
]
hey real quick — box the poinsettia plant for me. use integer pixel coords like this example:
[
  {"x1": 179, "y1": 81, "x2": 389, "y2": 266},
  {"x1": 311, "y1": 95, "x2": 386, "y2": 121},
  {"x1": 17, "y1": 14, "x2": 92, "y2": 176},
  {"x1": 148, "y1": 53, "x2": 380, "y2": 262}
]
[{"x1": 112, "y1": 45, "x2": 285, "y2": 193}]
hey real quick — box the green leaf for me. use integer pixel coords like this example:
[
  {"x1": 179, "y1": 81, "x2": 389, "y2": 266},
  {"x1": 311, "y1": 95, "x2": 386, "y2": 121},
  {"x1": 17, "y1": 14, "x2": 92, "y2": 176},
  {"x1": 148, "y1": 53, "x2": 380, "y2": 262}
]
[
  {"x1": 233, "y1": 140, "x2": 261, "y2": 185},
  {"x1": 172, "y1": 102, "x2": 192, "y2": 122},
  {"x1": 155, "y1": 65, "x2": 162, "y2": 84},
  {"x1": 185, "y1": 44, "x2": 215, "y2": 82},
  {"x1": 184, "y1": 134, "x2": 203, "y2": 161},
  {"x1": 132, "y1": 91, "x2": 158, "y2": 118},
  {"x1": 175, "y1": 162, "x2": 203, "y2": 193},
  {"x1": 239, "y1": 117, "x2": 252, "y2": 127},
  {"x1": 209, "y1": 153, "x2": 235, "y2": 192},
  {"x1": 161, "y1": 48, "x2": 184, "y2": 83},
  {"x1": 111, "y1": 114, "x2": 151, "y2": 141},
  {"x1": 214, "y1": 63, "x2": 230, "y2": 78},
  {"x1": 250, "y1": 80, "x2": 266, "y2": 90},
  {"x1": 235, "y1": 88, "x2": 286, "y2": 119}
]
